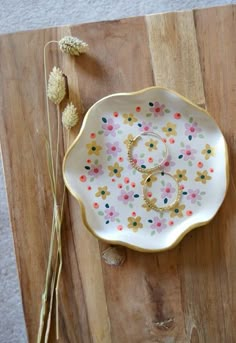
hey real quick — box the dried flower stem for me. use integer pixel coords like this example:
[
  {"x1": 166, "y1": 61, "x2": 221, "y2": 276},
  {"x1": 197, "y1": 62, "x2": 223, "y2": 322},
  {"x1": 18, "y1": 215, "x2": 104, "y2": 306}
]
[
  {"x1": 37, "y1": 41, "x2": 58, "y2": 343},
  {"x1": 38, "y1": 36, "x2": 82, "y2": 341},
  {"x1": 44, "y1": 251, "x2": 59, "y2": 342},
  {"x1": 37, "y1": 41, "x2": 65, "y2": 343},
  {"x1": 43, "y1": 41, "x2": 58, "y2": 191},
  {"x1": 55, "y1": 105, "x2": 61, "y2": 197}
]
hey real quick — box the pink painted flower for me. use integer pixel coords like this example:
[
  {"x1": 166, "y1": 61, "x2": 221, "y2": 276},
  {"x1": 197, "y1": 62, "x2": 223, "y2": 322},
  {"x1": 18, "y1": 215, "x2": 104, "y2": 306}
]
[
  {"x1": 128, "y1": 153, "x2": 144, "y2": 169},
  {"x1": 151, "y1": 217, "x2": 167, "y2": 232},
  {"x1": 150, "y1": 101, "x2": 165, "y2": 117},
  {"x1": 106, "y1": 141, "x2": 122, "y2": 157},
  {"x1": 185, "y1": 122, "x2": 202, "y2": 138},
  {"x1": 102, "y1": 118, "x2": 120, "y2": 137},
  {"x1": 88, "y1": 164, "x2": 104, "y2": 177},
  {"x1": 161, "y1": 182, "x2": 176, "y2": 199},
  {"x1": 160, "y1": 155, "x2": 176, "y2": 172},
  {"x1": 187, "y1": 189, "x2": 202, "y2": 204},
  {"x1": 139, "y1": 121, "x2": 153, "y2": 132},
  {"x1": 104, "y1": 206, "x2": 119, "y2": 222},
  {"x1": 117, "y1": 190, "x2": 134, "y2": 204},
  {"x1": 180, "y1": 144, "x2": 197, "y2": 161}
]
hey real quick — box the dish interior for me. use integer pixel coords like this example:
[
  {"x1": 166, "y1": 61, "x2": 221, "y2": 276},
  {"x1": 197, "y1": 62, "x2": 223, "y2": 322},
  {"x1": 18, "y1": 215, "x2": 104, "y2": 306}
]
[{"x1": 63, "y1": 88, "x2": 228, "y2": 251}]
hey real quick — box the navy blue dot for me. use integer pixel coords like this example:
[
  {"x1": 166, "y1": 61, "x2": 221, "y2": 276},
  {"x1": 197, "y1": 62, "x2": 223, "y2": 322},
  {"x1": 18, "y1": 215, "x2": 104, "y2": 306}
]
[
  {"x1": 149, "y1": 102, "x2": 153, "y2": 107},
  {"x1": 164, "y1": 198, "x2": 168, "y2": 204},
  {"x1": 105, "y1": 220, "x2": 109, "y2": 224},
  {"x1": 102, "y1": 117, "x2": 107, "y2": 123},
  {"x1": 138, "y1": 123, "x2": 142, "y2": 127},
  {"x1": 85, "y1": 166, "x2": 90, "y2": 170},
  {"x1": 178, "y1": 155, "x2": 183, "y2": 159},
  {"x1": 134, "y1": 194, "x2": 139, "y2": 198},
  {"x1": 148, "y1": 219, "x2": 153, "y2": 223},
  {"x1": 188, "y1": 135, "x2": 192, "y2": 141},
  {"x1": 141, "y1": 165, "x2": 146, "y2": 169},
  {"x1": 105, "y1": 203, "x2": 109, "y2": 208},
  {"x1": 161, "y1": 171, "x2": 165, "y2": 176},
  {"x1": 182, "y1": 191, "x2": 188, "y2": 195}
]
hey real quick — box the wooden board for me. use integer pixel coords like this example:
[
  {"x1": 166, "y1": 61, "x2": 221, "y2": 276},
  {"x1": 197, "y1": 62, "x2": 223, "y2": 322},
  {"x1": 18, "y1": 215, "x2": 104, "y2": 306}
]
[{"x1": 0, "y1": 5, "x2": 235, "y2": 342}]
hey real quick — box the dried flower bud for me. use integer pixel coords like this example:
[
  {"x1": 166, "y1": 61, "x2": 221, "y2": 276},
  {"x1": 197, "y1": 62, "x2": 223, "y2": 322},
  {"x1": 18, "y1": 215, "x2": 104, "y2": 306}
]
[
  {"x1": 102, "y1": 246, "x2": 126, "y2": 266},
  {"x1": 59, "y1": 36, "x2": 88, "y2": 56},
  {"x1": 47, "y1": 67, "x2": 66, "y2": 105},
  {"x1": 62, "y1": 102, "x2": 79, "y2": 129}
]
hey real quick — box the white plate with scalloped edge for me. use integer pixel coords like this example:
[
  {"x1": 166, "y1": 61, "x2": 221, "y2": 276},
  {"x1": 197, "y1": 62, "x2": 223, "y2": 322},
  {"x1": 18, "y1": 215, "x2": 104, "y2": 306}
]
[{"x1": 63, "y1": 87, "x2": 229, "y2": 252}]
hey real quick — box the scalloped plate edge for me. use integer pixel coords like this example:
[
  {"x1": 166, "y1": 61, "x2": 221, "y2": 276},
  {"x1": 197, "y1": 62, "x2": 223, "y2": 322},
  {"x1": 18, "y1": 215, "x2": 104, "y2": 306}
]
[{"x1": 62, "y1": 86, "x2": 230, "y2": 252}]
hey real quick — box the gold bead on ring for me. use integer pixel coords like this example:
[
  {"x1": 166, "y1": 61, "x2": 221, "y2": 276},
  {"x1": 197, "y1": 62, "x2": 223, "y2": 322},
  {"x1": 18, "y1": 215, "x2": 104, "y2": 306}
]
[
  {"x1": 127, "y1": 131, "x2": 168, "y2": 173},
  {"x1": 143, "y1": 171, "x2": 182, "y2": 212}
]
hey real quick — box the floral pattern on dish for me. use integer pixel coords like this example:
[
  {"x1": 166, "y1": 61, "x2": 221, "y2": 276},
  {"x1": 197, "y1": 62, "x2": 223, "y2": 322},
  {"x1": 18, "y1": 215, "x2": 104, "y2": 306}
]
[{"x1": 63, "y1": 88, "x2": 227, "y2": 251}]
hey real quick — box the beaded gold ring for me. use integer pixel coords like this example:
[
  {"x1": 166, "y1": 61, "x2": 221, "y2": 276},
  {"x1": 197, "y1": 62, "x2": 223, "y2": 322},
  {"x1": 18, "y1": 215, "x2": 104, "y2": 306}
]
[
  {"x1": 127, "y1": 131, "x2": 168, "y2": 173},
  {"x1": 143, "y1": 171, "x2": 182, "y2": 212}
]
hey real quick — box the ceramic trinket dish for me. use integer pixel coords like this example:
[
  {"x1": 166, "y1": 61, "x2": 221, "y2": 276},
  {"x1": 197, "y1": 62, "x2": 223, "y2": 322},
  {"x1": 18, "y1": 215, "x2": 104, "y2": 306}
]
[{"x1": 63, "y1": 87, "x2": 229, "y2": 252}]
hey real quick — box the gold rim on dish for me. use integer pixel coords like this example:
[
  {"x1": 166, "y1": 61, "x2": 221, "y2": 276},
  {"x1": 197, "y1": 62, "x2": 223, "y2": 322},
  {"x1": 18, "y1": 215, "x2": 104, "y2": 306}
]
[{"x1": 62, "y1": 86, "x2": 230, "y2": 252}]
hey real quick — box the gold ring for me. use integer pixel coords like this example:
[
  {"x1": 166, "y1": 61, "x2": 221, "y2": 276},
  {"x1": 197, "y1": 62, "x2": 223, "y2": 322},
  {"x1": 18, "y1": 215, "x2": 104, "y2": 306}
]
[
  {"x1": 127, "y1": 131, "x2": 168, "y2": 173},
  {"x1": 143, "y1": 171, "x2": 182, "y2": 212}
]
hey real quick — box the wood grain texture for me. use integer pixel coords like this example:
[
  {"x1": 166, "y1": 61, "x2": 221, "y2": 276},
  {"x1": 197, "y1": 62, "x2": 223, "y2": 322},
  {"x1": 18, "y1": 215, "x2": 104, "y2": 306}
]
[
  {"x1": 146, "y1": 11, "x2": 205, "y2": 106},
  {"x1": 0, "y1": 5, "x2": 235, "y2": 343},
  {"x1": 59, "y1": 26, "x2": 112, "y2": 342}
]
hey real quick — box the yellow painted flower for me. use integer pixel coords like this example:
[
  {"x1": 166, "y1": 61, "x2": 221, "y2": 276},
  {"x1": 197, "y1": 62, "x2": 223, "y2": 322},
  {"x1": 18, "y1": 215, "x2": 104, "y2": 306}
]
[
  {"x1": 108, "y1": 162, "x2": 123, "y2": 177},
  {"x1": 145, "y1": 138, "x2": 158, "y2": 151},
  {"x1": 195, "y1": 170, "x2": 212, "y2": 184},
  {"x1": 86, "y1": 141, "x2": 102, "y2": 155},
  {"x1": 127, "y1": 216, "x2": 143, "y2": 232},
  {"x1": 141, "y1": 173, "x2": 157, "y2": 187},
  {"x1": 170, "y1": 204, "x2": 186, "y2": 218},
  {"x1": 123, "y1": 113, "x2": 138, "y2": 126},
  {"x1": 162, "y1": 122, "x2": 177, "y2": 136},
  {"x1": 174, "y1": 169, "x2": 188, "y2": 182},
  {"x1": 201, "y1": 144, "x2": 215, "y2": 160},
  {"x1": 95, "y1": 186, "x2": 110, "y2": 200},
  {"x1": 142, "y1": 198, "x2": 157, "y2": 212},
  {"x1": 124, "y1": 134, "x2": 138, "y2": 148}
]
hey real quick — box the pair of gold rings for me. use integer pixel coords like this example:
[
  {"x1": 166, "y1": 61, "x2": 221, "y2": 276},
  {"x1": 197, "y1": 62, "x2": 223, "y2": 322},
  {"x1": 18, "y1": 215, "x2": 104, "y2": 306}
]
[{"x1": 127, "y1": 131, "x2": 181, "y2": 212}]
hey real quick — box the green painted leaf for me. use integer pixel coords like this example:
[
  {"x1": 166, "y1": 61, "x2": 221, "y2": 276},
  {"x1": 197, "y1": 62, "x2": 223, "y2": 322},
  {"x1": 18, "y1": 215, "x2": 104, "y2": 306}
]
[
  {"x1": 161, "y1": 180, "x2": 165, "y2": 186},
  {"x1": 197, "y1": 201, "x2": 201, "y2": 206},
  {"x1": 116, "y1": 218, "x2": 120, "y2": 223},
  {"x1": 199, "y1": 134, "x2": 204, "y2": 138},
  {"x1": 153, "y1": 126, "x2": 158, "y2": 130},
  {"x1": 189, "y1": 117, "x2": 193, "y2": 123},
  {"x1": 180, "y1": 141, "x2": 185, "y2": 147},
  {"x1": 90, "y1": 177, "x2": 94, "y2": 182},
  {"x1": 126, "y1": 185, "x2": 129, "y2": 191},
  {"x1": 160, "y1": 212, "x2": 164, "y2": 218},
  {"x1": 94, "y1": 159, "x2": 99, "y2": 165},
  {"x1": 200, "y1": 191, "x2": 206, "y2": 195},
  {"x1": 146, "y1": 113, "x2": 152, "y2": 117},
  {"x1": 165, "y1": 109, "x2": 170, "y2": 113},
  {"x1": 107, "y1": 155, "x2": 112, "y2": 161},
  {"x1": 151, "y1": 231, "x2": 156, "y2": 236},
  {"x1": 129, "y1": 203, "x2": 133, "y2": 208},
  {"x1": 188, "y1": 161, "x2": 193, "y2": 167},
  {"x1": 140, "y1": 153, "x2": 145, "y2": 158},
  {"x1": 98, "y1": 130, "x2": 104, "y2": 134},
  {"x1": 117, "y1": 130, "x2": 123, "y2": 134},
  {"x1": 98, "y1": 211, "x2": 104, "y2": 216}
]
